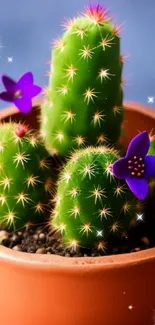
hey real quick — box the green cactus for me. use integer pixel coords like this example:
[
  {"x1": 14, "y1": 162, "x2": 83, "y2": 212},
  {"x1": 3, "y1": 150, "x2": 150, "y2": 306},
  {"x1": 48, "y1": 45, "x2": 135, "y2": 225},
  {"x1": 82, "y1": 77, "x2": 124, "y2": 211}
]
[
  {"x1": 41, "y1": 3, "x2": 124, "y2": 158},
  {"x1": 148, "y1": 139, "x2": 155, "y2": 155},
  {"x1": 147, "y1": 139, "x2": 155, "y2": 191},
  {"x1": 0, "y1": 122, "x2": 55, "y2": 230},
  {"x1": 51, "y1": 146, "x2": 138, "y2": 251}
]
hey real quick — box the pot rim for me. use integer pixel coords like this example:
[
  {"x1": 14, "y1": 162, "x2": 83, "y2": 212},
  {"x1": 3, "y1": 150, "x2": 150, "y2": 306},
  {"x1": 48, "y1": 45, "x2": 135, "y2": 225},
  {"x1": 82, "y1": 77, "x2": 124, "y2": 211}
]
[
  {"x1": 0, "y1": 245, "x2": 155, "y2": 270},
  {"x1": 0, "y1": 101, "x2": 155, "y2": 270}
]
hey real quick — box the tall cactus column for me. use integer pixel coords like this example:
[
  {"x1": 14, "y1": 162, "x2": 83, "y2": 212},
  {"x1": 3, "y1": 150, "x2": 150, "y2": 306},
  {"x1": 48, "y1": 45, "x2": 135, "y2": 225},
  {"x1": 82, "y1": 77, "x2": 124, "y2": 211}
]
[{"x1": 41, "y1": 3, "x2": 124, "y2": 158}]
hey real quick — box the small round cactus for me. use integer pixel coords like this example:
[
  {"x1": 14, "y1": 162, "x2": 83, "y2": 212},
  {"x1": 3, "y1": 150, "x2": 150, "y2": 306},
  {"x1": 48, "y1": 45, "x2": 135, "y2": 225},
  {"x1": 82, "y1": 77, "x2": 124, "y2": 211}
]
[
  {"x1": 0, "y1": 122, "x2": 55, "y2": 230},
  {"x1": 51, "y1": 146, "x2": 138, "y2": 251},
  {"x1": 41, "y1": 3, "x2": 124, "y2": 158}
]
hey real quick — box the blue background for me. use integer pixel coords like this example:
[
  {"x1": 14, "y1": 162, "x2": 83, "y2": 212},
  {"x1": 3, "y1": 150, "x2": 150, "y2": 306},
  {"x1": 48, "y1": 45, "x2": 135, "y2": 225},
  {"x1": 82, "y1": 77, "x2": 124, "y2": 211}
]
[{"x1": 0, "y1": 0, "x2": 155, "y2": 109}]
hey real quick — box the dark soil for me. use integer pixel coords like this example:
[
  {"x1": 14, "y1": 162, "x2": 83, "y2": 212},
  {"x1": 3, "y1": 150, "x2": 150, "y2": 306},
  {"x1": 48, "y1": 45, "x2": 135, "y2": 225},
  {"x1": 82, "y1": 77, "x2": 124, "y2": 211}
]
[{"x1": 1, "y1": 212, "x2": 155, "y2": 257}]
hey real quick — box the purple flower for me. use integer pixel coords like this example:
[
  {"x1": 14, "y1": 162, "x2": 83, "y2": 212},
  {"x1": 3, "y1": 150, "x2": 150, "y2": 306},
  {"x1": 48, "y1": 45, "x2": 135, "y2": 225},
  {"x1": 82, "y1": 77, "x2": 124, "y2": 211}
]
[
  {"x1": 0, "y1": 72, "x2": 42, "y2": 114},
  {"x1": 112, "y1": 131, "x2": 155, "y2": 200}
]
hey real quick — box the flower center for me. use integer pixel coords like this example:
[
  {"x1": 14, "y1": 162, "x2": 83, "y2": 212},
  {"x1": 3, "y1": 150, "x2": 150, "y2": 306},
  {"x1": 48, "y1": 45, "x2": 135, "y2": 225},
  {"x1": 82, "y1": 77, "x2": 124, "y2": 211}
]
[
  {"x1": 14, "y1": 90, "x2": 22, "y2": 99},
  {"x1": 128, "y1": 156, "x2": 145, "y2": 177}
]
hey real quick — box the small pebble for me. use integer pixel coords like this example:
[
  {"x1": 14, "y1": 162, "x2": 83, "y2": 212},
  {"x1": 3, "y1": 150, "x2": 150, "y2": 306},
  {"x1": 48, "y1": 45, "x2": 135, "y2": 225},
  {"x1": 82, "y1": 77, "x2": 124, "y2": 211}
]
[
  {"x1": 131, "y1": 247, "x2": 141, "y2": 252},
  {"x1": 141, "y1": 237, "x2": 150, "y2": 246},
  {"x1": 39, "y1": 233, "x2": 45, "y2": 240},
  {"x1": 0, "y1": 230, "x2": 9, "y2": 244},
  {"x1": 0, "y1": 230, "x2": 9, "y2": 238},
  {"x1": 33, "y1": 234, "x2": 38, "y2": 240},
  {"x1": 12, "y1": 245, "x2": 20, "y2": 251},
  {"x1": 36, "y1": 248, "x2": 47, "y2": 254},
  {"x1": 11, "y1": 234, "x2": 18, "y2": 241}
]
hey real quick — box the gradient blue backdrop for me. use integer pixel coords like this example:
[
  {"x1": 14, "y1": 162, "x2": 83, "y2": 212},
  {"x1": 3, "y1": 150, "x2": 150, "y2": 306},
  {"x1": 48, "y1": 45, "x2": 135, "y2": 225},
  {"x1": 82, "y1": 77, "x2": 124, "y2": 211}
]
[{"x1": 0, "y1": 0, "x2": 155, "y2": 109}]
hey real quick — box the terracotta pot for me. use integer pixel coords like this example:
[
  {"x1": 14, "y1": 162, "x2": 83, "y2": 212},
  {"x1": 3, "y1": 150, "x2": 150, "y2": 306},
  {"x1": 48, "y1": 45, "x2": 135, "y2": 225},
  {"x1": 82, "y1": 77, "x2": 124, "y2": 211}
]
[{"x1": 0, "y1": 102, "x2": 155, "y2": 325}]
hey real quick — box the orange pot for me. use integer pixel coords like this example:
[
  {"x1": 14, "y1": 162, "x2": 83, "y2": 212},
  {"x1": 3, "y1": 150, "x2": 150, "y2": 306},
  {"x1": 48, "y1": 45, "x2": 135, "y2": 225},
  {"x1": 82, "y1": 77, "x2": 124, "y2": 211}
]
[{"x1": 0, "y1": 102, "x2": 155, "y2": 325}]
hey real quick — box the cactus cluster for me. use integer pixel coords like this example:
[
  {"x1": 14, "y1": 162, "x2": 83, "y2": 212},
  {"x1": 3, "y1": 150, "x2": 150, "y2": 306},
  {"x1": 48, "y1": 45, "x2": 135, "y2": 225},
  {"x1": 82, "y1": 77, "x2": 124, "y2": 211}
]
[
  {"x1": 0, "y1": 122, "x2": 55, "y2": 230},
  {"x1": 41, "y1": 3, "x2": 124, "y2": 158},
  {"x1": 0, "y1": 3, "x2": 145, "y2": 254},
  {"x1": 51, "y1": 146, "x2": 137, "y2": 251}
]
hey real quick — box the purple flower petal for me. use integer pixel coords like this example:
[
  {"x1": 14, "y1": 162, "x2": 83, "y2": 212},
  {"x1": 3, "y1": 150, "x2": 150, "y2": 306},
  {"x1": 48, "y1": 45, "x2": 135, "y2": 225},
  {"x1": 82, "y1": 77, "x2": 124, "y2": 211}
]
[
  {"x1": 144, "y1": 155, "x2": 155, "y2": 178},
  {"x1": 2, "y1": 75, "x2": 16, "y2": 92},
  {"x1": 112, "y1": 157, "x2": 129, "y2": 179},
  {"x1": 14, "y1": 97, "x2": 32, "y2": 114},
  {"x1": 126, "y1": 177, "x2": 149, "y2": 200},
  {"x1": 16, "y1": 72, "x2": 33, "y2": 89},
  {"x1": 27, "y1": 85, "x2": 42, "y2": 98},
  {"x1": 0, "y1": 91, "x2": 14, "y2": 102},
  {"x1": 126, "y1": 131, "x2": 150, "y2": 159}
]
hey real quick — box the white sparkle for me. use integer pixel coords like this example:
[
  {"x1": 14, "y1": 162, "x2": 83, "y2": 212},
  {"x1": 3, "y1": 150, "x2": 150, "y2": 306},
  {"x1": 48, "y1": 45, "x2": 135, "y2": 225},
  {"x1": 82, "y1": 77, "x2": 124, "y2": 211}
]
[
  {"x1": 96, "y1": 230, "x2": 104, "y2": 237},
  {"x1": 128, "y1": 305, "x2": 133, "y2": 310},
  {"x1": 136, "y1": 213, "x2": 144, "y2": 221},
  {"x1": 8, "y1": 57, "x2": 13, "y2": 62},
  {"x1": 148, "y1": 97, "x2": 154, "y2": 103}
]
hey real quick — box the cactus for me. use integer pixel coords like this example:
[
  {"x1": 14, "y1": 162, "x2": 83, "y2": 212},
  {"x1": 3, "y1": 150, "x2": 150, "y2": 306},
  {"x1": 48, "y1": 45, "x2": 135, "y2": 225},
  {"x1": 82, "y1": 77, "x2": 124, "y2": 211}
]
[
  {"x1": 147, "y1": 139, "x2": 155, "y2": 192},
  {"x1": 51, "y1": 146, "x2": 138, "y2": 251},
  {"x1": 148, "y1": 139, "x2": 155, "y2": 155},
  {"x1": 0, "y1": 122, "x2": 55, "y2": 230},
  {"x1": 41, "y1": 2, "x2": 124, "y2": 158}
]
